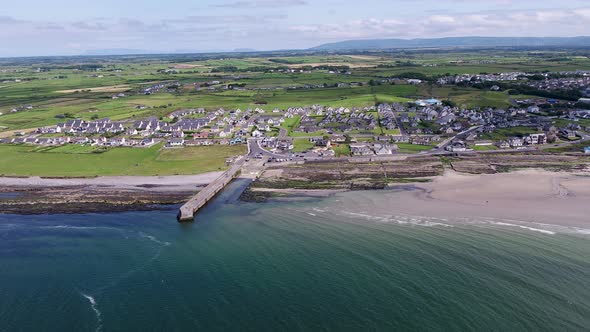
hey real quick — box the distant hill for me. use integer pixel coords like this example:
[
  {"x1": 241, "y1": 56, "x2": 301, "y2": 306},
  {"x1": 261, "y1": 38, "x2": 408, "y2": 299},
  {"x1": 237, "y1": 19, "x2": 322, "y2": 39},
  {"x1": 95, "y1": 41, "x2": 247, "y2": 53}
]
[{"x1": 310, "y1": 37, "x2": 590, "y2": 50}]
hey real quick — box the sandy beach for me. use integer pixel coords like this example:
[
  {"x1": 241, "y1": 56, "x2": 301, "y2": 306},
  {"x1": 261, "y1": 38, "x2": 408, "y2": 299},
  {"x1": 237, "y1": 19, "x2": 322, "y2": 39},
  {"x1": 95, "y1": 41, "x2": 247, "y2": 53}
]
[{"x1": 386, "y1": 169, "x2": 590, "y2": 227}]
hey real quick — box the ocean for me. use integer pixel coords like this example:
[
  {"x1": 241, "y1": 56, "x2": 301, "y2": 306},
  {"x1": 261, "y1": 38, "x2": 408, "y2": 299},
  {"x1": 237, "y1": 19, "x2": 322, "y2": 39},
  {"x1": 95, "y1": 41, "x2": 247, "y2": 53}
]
[{"x1": 1, "y1": 181, "x2": 589, "y2": 331}]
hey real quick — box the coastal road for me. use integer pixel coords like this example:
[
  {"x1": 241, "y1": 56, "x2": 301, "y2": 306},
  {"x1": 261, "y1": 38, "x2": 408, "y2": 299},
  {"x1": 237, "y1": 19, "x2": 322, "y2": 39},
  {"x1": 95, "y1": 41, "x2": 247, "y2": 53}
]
[
  {"x1": 428, "y1": 126, "x2": 482, "y2": 154},
  {"x1": 538, "y1": 131, "x2": 590, "y2": 150}
]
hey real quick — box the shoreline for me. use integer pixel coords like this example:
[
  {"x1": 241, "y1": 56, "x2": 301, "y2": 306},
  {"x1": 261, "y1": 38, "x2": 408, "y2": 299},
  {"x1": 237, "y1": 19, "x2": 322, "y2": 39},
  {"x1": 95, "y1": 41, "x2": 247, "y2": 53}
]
[
  {"x1": 2, "y1": 163, "x2": 590, "y2": 223},
  {"x1": 0, "y1": 173, "x2": 223, "y2": 215},
  {"x1": 0, "y1": 172, "x2": 223, "y2": 191},
  {"x1": 249, "y1": 168, "x2": 590, "y2": 228}
]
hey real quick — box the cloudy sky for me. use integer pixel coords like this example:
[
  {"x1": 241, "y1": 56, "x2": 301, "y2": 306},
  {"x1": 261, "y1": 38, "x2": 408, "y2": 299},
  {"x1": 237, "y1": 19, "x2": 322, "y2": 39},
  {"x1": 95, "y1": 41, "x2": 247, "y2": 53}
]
[{"x1": 1, "y1": 0, "x2": 589, "y2": 57}]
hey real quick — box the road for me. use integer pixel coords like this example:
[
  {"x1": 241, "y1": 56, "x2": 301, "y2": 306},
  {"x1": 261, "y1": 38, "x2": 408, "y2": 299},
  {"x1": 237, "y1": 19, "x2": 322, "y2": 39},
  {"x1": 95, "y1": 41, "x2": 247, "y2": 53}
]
[
  {"x1": 392, "y1": 112, "x2": 407, "y2": 137},
  {"x1": 539, "y1": 131, "x2": 590, "y2": 150},
  {"x1": 430, "y1": 126, "x2": 482, "y2": 153}
]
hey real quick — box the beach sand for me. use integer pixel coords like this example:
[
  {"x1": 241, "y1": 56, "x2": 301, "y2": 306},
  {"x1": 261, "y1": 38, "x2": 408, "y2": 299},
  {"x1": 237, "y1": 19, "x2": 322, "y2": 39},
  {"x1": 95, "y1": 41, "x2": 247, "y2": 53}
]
[{"x1": 387, "y1": 169, "x2": 590, "y2": 227}]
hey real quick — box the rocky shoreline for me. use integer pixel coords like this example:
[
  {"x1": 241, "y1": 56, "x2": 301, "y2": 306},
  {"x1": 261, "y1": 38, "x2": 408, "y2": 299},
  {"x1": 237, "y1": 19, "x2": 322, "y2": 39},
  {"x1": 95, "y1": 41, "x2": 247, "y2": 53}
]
[
  {"x1": 0, "y1": 173, "x2": 224, "y2": 215},
  {"x1": 0, "y1": 185, "x2": 196, "y2": 215}
]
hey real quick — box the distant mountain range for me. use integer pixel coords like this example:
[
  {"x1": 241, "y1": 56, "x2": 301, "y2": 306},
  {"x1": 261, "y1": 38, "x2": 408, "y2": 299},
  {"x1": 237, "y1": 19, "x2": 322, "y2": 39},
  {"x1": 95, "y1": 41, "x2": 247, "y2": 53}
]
[
  {"x1": 80, "y1": 37, "x2": 590, "y2": 57},
  {"x1": 310, "y1": 37, "x2": 590, "y2": 51}
]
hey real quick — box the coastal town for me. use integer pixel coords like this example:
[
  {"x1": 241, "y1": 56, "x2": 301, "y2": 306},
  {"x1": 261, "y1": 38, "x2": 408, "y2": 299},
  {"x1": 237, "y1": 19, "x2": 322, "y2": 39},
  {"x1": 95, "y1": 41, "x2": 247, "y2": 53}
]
[{"x1": 2, "y1": 78, "x2": 590, "y2": 158}]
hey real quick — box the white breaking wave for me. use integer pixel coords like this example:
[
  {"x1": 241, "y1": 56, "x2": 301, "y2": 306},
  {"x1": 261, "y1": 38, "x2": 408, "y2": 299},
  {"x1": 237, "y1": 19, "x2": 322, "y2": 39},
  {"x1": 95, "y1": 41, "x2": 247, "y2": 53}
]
[
  {"x1": 340, "y1": 210, "x2": 454, "y2": 228},
  {"x1": 39, "y1": 225, "x2": 121, "y2": 232},
  {"x1": 491, "y1": 222, "x2": 556, "y2": 235},
  {"x1": 81, "y1": 293, "x2": 103, "y2": 332}
]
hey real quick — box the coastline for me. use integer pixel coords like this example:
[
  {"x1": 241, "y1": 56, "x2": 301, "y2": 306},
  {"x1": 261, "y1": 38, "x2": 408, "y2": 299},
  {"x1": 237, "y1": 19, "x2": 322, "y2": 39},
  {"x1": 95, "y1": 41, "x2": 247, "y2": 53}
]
[
  {"x1": 250, "y1": 168, "x2": 590, "y2": 228},
  {"x1": 2, "y1": 154, "x2": 590, "y2": 223},
  {"x1": 0, "y1": 173, "x2": 222, "y2": 215}
]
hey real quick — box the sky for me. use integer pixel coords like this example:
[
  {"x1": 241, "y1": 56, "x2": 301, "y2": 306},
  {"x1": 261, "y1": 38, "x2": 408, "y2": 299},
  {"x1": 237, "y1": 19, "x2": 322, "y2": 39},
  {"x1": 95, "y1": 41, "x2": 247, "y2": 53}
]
[{"x1": 1, "y1": 0, "x2": 590, "y2": 57}]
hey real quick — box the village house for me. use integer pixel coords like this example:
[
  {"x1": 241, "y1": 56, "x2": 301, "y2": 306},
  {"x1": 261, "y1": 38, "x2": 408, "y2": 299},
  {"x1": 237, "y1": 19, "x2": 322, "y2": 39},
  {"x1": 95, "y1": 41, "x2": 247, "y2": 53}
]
[
  {"x1": 168, "y1": 138, "x2": 185, "y2": 147},
  {"x1": 350, "y1": 144, "x2": 373, "y2": 156},
  {"x1": 446, "y1": 141, "x2": 467, "y2": 152}
]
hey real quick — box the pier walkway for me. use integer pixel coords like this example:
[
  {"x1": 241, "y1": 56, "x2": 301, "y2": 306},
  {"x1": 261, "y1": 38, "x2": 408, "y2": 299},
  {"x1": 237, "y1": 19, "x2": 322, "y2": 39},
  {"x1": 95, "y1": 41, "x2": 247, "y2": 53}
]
[{"x1": 177, "y1": 157, "x2": 246, "y2": 222}]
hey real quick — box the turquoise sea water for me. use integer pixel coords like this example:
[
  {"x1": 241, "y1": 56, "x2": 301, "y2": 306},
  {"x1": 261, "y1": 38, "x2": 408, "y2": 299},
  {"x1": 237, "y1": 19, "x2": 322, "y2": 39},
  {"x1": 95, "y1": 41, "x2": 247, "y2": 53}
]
[{"x1": 1, "y1": 181, "x2": 589, "y2": 331}]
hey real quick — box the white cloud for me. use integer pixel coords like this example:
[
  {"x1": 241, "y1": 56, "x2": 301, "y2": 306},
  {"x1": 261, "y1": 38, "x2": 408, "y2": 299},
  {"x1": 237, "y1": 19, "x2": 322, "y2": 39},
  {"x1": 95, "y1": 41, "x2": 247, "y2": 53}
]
[
  {"x1": 288, "y1": 7, "x2": 590, "y2": 41},
  {"x1": 1, "y1": 4, "x2": 590, "y2": 56}
]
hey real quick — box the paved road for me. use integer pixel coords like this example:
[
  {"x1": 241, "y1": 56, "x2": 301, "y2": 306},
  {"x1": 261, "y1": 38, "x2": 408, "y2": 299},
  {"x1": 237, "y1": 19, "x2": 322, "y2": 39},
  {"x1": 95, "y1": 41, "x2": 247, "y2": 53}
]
[
  {"x1": 392, "y1": 112, "x2": 407, "y2": 137},
  {"x1": 429, "y1": 126, "x2": 482, "y2": 154},
  {"x1": 278, "y1": 128, "x2": 288, "y2": 139},
  {"x1": 538, "y1": 131, "x2": 590, "y2": 150}
]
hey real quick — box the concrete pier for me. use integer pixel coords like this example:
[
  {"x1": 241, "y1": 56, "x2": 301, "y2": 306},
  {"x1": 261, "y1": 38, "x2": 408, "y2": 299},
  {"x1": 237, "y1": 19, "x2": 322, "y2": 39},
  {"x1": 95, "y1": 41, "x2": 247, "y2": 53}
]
[{"x1": 177, "y1": 157, "x2": 245, "y2": 222}]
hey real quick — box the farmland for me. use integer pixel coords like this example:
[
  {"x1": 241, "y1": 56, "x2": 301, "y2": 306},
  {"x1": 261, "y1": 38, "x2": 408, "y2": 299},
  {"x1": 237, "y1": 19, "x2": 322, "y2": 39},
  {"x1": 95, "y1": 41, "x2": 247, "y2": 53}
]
[{"x1": 3, "y1": 49, "x2": 589, "y2": 133}]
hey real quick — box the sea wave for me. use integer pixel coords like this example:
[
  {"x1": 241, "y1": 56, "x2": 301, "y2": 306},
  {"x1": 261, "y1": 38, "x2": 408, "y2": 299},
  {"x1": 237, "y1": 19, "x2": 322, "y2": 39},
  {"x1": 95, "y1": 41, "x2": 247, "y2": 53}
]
[
  {"x1": 491, "y1": 222, "x2": 556, "y2": 235},
  {"x1": 139, "y1": 233, "x2": 171, "y2": 247},
  {"x1": 81, "y1": 293, "x2": 103, "y2": 332},
  {"x1": 39, "y1": 225, "x2": 122, "y2": 232},
  {"x1": 340, "y1": 210, "x2": 454, "y2": 228}
]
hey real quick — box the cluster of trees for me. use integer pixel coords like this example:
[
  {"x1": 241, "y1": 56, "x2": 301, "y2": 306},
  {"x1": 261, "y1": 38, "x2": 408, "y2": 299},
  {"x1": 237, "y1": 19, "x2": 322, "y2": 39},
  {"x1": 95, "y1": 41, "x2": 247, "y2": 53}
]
[
  {"x1": 463, "y1": 81, "x2": 583, "y2": 101},
  {"x1": 391, "y1": 72, "x2": 433, "y2": 82},
  {"x1": 377, "y1": 61, "x2": 420, "y2": 68},
  {"x1": 267, "y1": 58, "x2": 298, "y2": 64}
]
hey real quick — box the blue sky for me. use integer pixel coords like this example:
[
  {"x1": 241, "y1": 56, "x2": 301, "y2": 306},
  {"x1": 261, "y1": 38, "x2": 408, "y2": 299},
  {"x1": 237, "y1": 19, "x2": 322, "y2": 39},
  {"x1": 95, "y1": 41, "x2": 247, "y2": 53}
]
[{"x1": 1, "y1": 0, "x2": 589, "y2": 56}]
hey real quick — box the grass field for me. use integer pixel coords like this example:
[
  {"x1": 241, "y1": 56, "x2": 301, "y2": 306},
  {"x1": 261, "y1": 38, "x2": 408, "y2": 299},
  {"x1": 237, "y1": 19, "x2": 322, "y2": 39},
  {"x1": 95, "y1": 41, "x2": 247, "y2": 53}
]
[
  {"x1": 472, "y1": 145, "x2": 499, "y2": 151},
  {"x1": 396, "y1": 143, "x2": 435, "y2": 153},
  {"x1": 332, "y1": 144, "x2": 351, "y2": 156},
  {"x1": 292, "y1": 138, "x2": 315, "y2": 152},
  {"x1": 0, "y1": 144, "x2": 246, "y2": 177},
  {"x1": 481, "y1": 126, "x2": 539, "y2": 141}
]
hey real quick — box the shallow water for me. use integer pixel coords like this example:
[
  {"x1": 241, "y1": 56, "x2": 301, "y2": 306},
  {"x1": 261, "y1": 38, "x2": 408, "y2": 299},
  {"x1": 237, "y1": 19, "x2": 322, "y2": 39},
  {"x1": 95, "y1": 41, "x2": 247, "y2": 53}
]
[{"x1": 1, "y1": 182, "x2": 589, "y2": 331}]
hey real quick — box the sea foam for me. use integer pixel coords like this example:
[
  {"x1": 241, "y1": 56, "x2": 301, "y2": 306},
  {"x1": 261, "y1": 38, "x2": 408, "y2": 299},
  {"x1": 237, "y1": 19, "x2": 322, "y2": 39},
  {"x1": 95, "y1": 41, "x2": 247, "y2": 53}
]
[{"x1": 81, "y1": 293, "x2": 103, "y2": 332}]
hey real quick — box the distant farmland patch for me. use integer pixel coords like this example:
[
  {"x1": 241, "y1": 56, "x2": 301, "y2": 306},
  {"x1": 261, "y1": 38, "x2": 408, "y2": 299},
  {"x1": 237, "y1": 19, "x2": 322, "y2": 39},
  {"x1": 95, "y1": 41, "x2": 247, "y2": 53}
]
[{"x1": 57, "y1": 85, "x2": 131, "y2": 93}]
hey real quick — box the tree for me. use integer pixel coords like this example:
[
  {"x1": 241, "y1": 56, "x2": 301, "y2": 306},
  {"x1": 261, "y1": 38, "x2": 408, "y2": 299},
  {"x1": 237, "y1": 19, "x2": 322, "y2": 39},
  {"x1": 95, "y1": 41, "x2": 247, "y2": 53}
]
[{"x1": 442, "y1": 100, "x2": 456, "y2": 108}]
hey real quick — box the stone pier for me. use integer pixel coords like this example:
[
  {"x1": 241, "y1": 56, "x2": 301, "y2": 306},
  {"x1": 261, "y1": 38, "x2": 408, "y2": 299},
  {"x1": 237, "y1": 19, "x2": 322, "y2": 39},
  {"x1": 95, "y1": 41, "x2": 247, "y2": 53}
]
[{"x1": 177, "y1": 158, "x2": 245, "y2": 222}]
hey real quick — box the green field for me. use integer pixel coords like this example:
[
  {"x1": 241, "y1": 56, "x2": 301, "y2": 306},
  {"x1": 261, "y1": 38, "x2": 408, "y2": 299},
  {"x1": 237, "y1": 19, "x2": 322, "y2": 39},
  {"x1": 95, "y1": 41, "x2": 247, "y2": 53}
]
[
  {"x1": 333, "y1": 144, "x2": 351, "y2": 156},
  {"x1": 292, "y1": 138, "x2": 315, "y2": 152},
  {"x1": 482, "y1": 126, "x2": 540, "y2": 141},
  {"x1": 0, "y1": 144, "x2": 246, "y2": 176},
  {"x1": 472, "y1": 145, "x2": 498, "y2": 151},
  {"x1": 396, "y1": 143, "x2": 436, "y2": 153}
]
